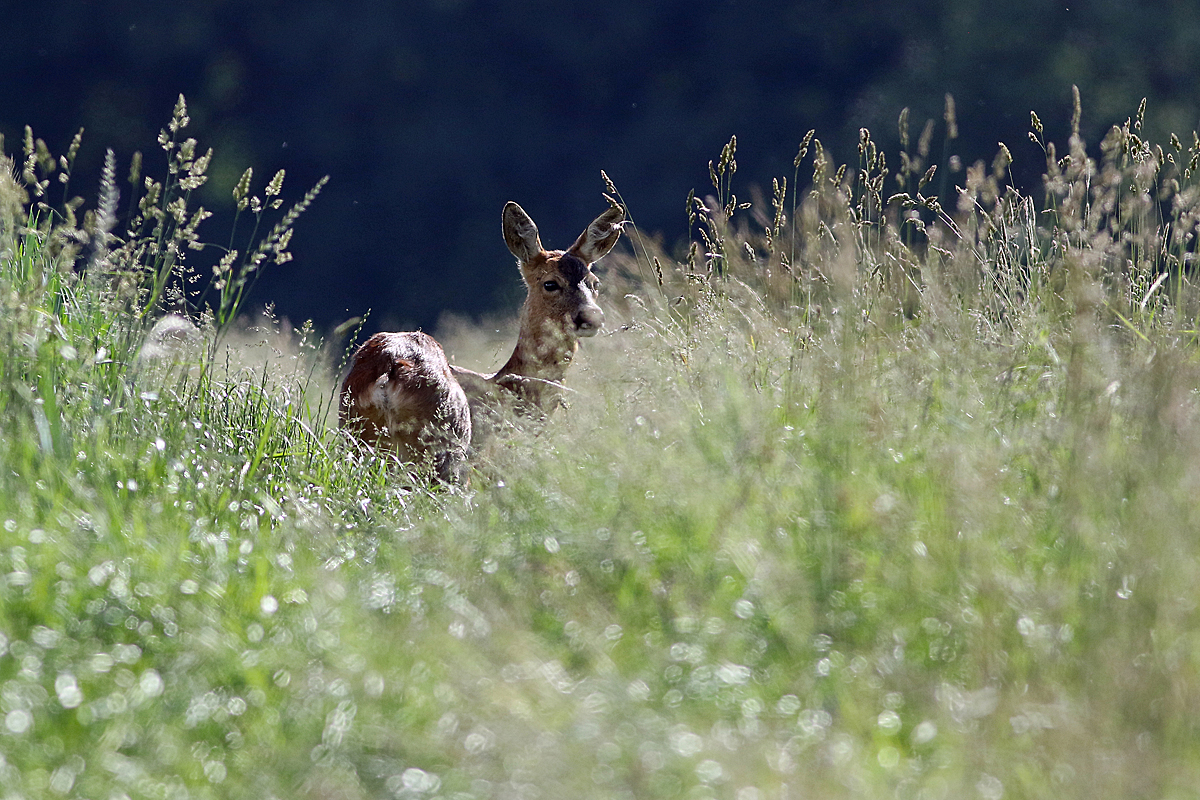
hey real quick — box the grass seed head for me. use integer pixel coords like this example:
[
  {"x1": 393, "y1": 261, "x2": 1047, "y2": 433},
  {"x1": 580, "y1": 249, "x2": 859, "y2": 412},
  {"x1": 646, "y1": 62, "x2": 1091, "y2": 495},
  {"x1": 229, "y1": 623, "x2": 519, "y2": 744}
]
[
  {"x1": 601, "y1": 169, "x2": 618, "y2": 196},
  {"x1": 918, "y1": 119, "x2": 935, "y2": 159},
  {"x1": 234, "y1": 167, "x2": 252, "y2": 210},
  {"x1": 943, "y1": 93, "x2": 958, "y2": 140},
  {"x1": 265, "y1": 169, "x2": 285, "y2": 197}
]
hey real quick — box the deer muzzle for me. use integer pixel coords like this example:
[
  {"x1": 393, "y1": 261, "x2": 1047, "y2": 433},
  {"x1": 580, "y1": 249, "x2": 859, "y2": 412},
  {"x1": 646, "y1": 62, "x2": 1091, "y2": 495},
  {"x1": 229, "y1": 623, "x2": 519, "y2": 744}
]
[{"x1": 574, "y1": 304, "x2": 604, "y2": 337}]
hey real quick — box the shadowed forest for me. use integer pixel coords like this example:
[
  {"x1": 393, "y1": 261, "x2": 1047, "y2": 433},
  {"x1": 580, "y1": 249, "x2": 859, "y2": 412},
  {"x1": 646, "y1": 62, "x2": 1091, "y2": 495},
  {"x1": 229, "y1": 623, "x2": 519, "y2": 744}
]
[{"x1": 5, "y1": 0, "x2": 1200, "y2": 332}]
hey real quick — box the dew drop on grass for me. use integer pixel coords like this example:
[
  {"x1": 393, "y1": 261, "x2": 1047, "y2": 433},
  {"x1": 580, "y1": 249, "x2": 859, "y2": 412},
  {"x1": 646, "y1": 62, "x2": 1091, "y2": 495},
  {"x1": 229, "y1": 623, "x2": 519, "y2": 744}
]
[
  {"x1": 114, "y1": 643, "x2": 141, "y2": 664},
  {"x1": 912, "y1": 720, "x2": 937, "y2": 744},
  {"x1": 4, "y1": 572, "x2": 30, "y2": 596},
  {"x1": 695, "y1": 759, "x2": 724, "y2": 784},
  {"x1": 48, "y1": 765, "x2": 76, "y2": 794},
  {"x1": 399, "y1": 767, "x2": 441, "y2": 793},
  {"x1": 463, "y1": 730, "x2": 491, "y2": 754},
  {"x1": 139, "y1": 670, "x2": 164, "y2": 698},
  {"x1": 55, "y1": 673, "x2": 83, "y2": 709},
  {"x1": 31, "y1": 625, "x2": 59, "y2": 649},
  {"x1": 204, "y1": 761, "x2": 227, "y2": 784},
  {"x1": 4, "y1": 709, "x2": 31, "y2": 734},
  {"x1": 830, "y1": 734, "x2": 855, "y2": 764},
  {"x1": 716, "y1": 663, "x2": 750, "y2": 685},
  {"x1": 733, "y1": 599, "x2": 754, "y2": 619},
  {"x1": 627, "y1": 679, "x2": 651, "y2": 701},
  {"x1": 669, "y1": 729, "x2": 703, "y2": 757}
]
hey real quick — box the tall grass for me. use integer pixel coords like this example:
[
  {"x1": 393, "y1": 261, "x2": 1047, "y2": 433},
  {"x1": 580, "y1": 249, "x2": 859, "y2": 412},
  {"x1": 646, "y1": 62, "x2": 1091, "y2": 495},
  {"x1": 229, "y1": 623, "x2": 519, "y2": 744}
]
[{"x1": 4, "y1": 90, "x2": 1200, "y2": 799}]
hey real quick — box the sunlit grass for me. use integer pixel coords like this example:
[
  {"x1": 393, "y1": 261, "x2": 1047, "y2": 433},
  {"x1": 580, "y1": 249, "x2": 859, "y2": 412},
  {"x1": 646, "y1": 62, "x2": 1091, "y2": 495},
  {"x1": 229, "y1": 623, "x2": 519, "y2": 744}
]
[{"x1": 6, "y1": 91, "x2": 1200, "y2": 799}]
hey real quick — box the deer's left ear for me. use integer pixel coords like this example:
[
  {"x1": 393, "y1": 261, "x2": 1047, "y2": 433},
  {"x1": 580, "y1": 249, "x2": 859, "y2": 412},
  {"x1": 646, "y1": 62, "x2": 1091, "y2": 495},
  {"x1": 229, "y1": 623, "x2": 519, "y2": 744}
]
[{"x1": 569, "y1": 205, "x2": 624, "y2": 263}]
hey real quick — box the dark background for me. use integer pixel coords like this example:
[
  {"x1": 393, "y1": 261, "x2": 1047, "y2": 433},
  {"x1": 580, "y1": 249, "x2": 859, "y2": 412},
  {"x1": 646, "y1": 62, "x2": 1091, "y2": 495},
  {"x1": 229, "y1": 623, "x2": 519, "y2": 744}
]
[{"x1": 4, "y1": 0, "x2": 1199, "y2": 333}]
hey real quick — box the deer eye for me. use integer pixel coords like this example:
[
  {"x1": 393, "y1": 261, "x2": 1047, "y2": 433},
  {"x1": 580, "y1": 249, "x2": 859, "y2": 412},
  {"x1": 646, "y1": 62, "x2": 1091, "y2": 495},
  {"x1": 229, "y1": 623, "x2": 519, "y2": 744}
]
[{"x1": 542, "y1": 280, "x2": 561, "y2": 292}]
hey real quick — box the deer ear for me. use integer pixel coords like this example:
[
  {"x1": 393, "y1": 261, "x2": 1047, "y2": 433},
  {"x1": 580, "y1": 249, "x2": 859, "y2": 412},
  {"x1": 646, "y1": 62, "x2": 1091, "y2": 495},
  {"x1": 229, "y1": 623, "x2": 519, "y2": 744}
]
[
  {"x1": 569, "y1": 205, "x2": 624, "y2": 263},
  {"x1": 503, "y1": 202, "x2": 543, "y2": 263}
]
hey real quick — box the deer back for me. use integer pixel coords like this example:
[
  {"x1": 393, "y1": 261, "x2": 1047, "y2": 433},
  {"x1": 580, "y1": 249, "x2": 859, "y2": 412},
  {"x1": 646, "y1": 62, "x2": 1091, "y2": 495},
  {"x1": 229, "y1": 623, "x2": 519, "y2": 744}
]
[{"x1": 340, "y1": 331, "x2": 471, "y2": 484}]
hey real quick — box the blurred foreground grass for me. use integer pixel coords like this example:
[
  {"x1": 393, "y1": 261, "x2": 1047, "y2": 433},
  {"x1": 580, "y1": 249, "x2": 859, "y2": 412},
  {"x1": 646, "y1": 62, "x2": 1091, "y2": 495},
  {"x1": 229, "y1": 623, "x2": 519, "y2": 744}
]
[{"x1": 4, "y1": 94, "x2": 1200, "y2": 799}]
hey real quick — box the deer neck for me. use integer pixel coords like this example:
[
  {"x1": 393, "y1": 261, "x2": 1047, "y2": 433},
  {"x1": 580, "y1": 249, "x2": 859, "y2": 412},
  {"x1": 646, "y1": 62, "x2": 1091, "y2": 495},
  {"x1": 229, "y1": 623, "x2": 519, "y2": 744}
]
[{"x1": 491, "y1": 308, "x2": 577, "y2": 409}]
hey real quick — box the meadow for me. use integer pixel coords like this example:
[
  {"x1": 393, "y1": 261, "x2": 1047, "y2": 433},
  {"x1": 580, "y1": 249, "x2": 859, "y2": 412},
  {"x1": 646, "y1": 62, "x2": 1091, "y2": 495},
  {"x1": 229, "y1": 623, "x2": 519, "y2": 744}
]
[{"x1": 3, "y1": 92, "x2": 1200, "y2": 799}]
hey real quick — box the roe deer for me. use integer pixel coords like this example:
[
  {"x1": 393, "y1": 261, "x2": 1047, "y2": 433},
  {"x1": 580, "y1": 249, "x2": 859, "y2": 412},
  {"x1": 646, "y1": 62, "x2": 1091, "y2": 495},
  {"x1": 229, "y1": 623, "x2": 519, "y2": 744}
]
[{"x1": 339, "y1": 201, "x2": 624, "y2": 483}]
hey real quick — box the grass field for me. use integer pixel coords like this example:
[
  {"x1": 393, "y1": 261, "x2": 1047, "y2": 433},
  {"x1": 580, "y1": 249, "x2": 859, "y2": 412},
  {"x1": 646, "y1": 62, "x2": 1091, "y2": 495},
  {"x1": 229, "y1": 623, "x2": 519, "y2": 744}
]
[{"x1": 4, "y1": 94, "x2": 1200, "y2": 799}]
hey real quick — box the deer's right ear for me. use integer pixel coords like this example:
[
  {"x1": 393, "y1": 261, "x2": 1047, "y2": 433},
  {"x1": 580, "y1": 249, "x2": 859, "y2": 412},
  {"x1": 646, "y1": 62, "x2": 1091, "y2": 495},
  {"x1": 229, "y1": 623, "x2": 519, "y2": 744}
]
[{"x1": 503, "y1": 202, "x2": 543, "y2": 263}]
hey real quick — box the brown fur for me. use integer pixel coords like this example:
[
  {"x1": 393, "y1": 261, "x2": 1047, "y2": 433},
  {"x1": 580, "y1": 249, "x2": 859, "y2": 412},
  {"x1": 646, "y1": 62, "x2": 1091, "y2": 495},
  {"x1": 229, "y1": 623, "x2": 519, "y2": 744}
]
[
  {"x1": 339, "y1": 202, "x2": 623, "y2": 482},
  {"x1": 339, "y1": 331, "x2": 471, "y2": 484}
]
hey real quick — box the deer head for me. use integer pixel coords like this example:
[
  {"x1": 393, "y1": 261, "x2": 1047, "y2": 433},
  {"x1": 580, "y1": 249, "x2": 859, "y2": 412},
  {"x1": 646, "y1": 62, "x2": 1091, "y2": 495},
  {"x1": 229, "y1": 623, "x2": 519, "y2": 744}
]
[{"x1": 504, "y1": 200, "x2": 621, "y2": 340}]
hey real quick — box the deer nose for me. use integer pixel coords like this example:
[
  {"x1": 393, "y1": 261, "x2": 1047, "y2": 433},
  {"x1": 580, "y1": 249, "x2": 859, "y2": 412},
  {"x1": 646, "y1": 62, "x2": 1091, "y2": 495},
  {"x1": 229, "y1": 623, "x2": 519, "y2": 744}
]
[{"x1": 574, "y1": 305, "x2": 604, "y2": 337}]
